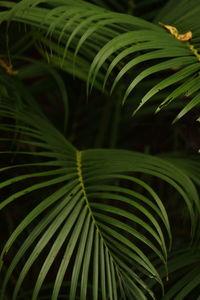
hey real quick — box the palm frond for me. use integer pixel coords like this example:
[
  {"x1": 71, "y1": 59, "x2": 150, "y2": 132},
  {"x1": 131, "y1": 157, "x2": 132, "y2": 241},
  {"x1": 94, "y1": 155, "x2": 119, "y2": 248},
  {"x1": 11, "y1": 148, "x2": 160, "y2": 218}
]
[
  {"x1": 0, "y1": 98, "x2": 199, "y2": 299},
  {"x1": 155, "y1": 0, "x2": 200, "y2": 35},
  {"x1": 147, "y1": 246, "x2": 200, "y2": 299},
  {"x1": 159, "y1": 154, "x2": 200, "y2": 185},
  {"x1": 1, "y1": 0, "x2": 199, "y2": 120}
]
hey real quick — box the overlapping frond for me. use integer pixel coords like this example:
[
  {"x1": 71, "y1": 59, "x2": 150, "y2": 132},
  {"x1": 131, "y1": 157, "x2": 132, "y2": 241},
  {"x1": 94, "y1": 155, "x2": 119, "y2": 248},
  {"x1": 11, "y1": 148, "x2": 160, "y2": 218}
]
[
  {"x1": 0, "y1": 1, "x2": 199, "y2": 299},
  {"x1": 1, "y1": 0, "x2": 199, "y2": 120},
  {"x1": 155, "y1": 0, "x2": 200, "y2": 35},
  {"x1": 0, "y1": 100, "x2": 199, "y2": 299},
  {"x1": 147, "y1": 246, "x2": 200, "y2": 299}
]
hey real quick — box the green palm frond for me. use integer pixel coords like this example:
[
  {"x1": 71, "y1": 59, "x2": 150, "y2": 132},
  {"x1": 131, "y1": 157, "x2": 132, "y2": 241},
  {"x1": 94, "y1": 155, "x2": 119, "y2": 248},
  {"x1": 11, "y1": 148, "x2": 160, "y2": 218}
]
[
  {"x1": 1, "y1": 0, "x2": 199, "y2": 121},
  {"x1": 0, "y1": 98, "x2": 199, "y2": 299},
  {"x1": 0, "y1": 57, "x2": 69, "y2": 131},
  {"x1": 147, "y1": 246, "x2": 200, "y2": 299},
  {"x1": 0, "y1": 1, "x2": 199, "y2": 299},
  {"x1": 155, "y1": 0, "x2": 200, "y2": 34},
  {"x1": 159, "y1": 154, "x2": 200, "y2": 186}
]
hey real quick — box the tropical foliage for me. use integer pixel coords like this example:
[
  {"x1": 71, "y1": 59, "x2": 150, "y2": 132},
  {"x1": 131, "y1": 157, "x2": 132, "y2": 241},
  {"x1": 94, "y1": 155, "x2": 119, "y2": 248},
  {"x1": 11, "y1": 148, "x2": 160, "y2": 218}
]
[{"x1": 0, "y1": 0, "x2": 199, "y2": 299}]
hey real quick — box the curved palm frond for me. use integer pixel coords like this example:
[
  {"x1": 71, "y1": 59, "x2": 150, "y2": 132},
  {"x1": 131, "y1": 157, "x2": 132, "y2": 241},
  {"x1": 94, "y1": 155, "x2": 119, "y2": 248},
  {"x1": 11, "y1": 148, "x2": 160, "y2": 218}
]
[
  {"x1": 1, "y1": 0, "x2": 200, "y2": 121},
  {"x1": 0, "y1": 98, "x2": 199, "y2": 300},
  {"x1": 147, "y1": 246, "x2": 200, "y2": 300},
  {"x1": 159, "y1": 154, "x2": 200, "y2": 186},
  {"x1": 155, "y1": 0, "x2": 200, "y2": 34},
  {"x1": 0, "y1": 56, "x2": 69, "y2": 134}
]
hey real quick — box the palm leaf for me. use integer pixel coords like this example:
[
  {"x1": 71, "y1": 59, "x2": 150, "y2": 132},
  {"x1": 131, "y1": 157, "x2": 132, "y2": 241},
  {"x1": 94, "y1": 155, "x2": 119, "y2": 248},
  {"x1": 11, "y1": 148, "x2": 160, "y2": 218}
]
[
  {"x1": 0, "y1": 100, "x2": 199, "y2": 299},
  {"x1": 147, "y1": 246, "x2": 200, "y2": 300},
  {"x1": 1, "y1": 0, "x2": 199, "y2": 120},
  {"x1": 155, "y1": 0, "x2": 200, "y2": 34}
]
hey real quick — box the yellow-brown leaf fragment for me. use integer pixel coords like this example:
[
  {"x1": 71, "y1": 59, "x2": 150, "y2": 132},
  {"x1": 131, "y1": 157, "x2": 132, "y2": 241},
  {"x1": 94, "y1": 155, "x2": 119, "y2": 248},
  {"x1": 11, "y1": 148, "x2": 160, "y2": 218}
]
[
  {"x1": 177, "y1": 31, "x2": 192, "y2": 42},
  {"x1": 0, "y1": 58, "x2": 18, "y2": 75},
  {"x1": 159, "y1": 22, "x2": 192, "y2": 42},
  {"x1": 159, "y1": 22, "x2": 179, "y2": 38},
  {"x1": 171, "y1": 66, "x2": 181, "y2": 71}
]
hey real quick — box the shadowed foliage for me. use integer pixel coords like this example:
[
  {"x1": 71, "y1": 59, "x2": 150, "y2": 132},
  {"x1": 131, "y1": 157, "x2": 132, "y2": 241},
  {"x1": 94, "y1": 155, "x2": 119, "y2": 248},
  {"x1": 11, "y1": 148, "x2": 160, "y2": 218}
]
[{"x1": 0, "y1": 0, "x2": 199, "y2": 299}]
